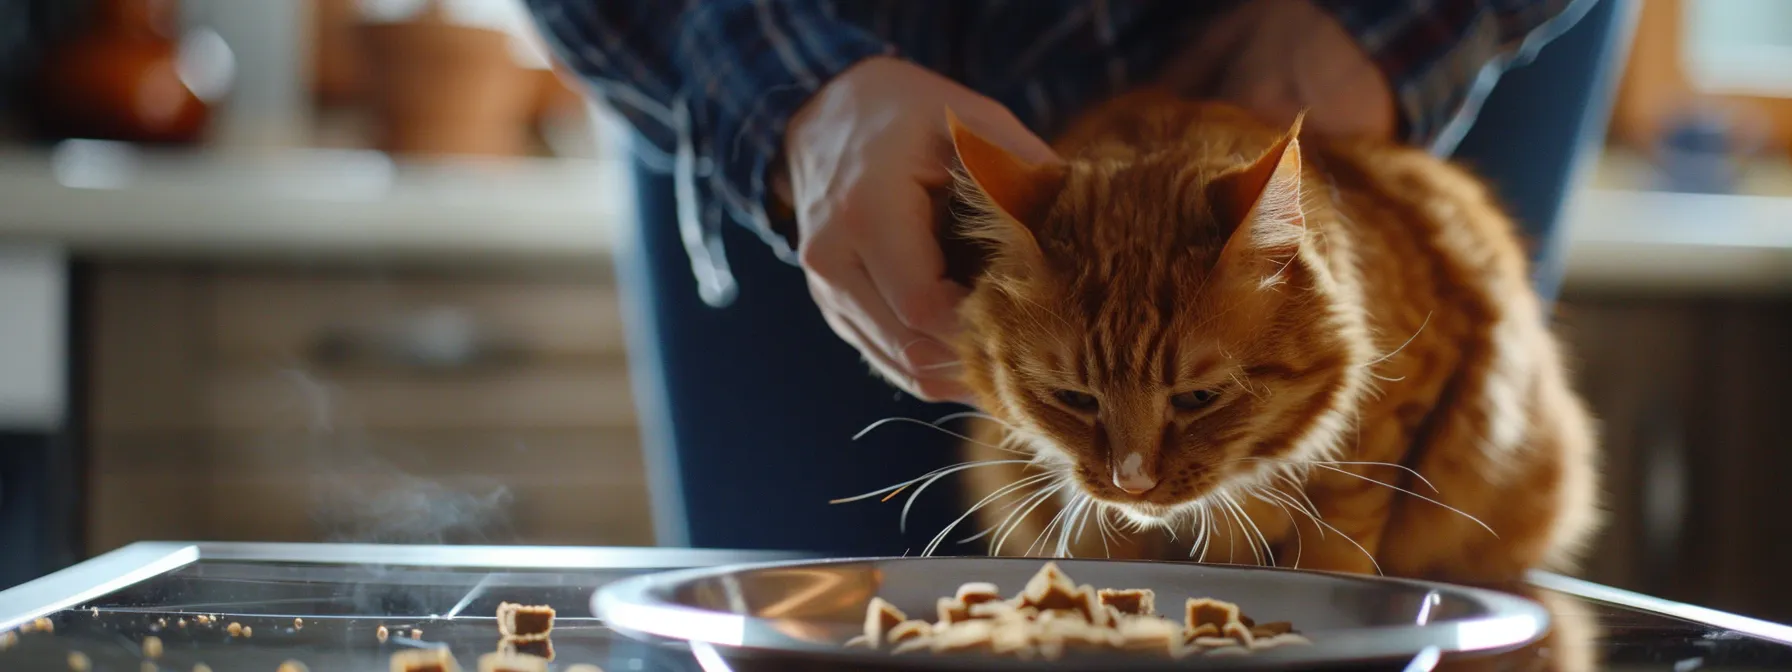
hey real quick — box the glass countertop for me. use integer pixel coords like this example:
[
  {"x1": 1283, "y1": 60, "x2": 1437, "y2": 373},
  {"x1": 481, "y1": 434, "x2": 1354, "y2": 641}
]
[{"x1": 0, "y1": 542, "x2": 1787, "y2": 671}]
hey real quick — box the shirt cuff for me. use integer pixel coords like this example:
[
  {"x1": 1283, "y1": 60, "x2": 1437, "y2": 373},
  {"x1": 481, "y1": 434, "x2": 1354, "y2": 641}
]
[{"x1": 672, "y1": 0, "x2": 894, "y2": 262}]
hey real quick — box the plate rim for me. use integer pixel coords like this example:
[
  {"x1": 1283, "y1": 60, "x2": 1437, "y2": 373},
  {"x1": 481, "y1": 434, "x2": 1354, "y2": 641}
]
[{"x1": 594, "y1": 556, "x2": 1552, "y2": 670}]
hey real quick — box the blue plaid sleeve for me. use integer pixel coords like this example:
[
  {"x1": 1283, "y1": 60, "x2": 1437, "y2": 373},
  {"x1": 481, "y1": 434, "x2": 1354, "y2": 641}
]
[
  {"x1": 1309, "y1": 0, "x2": 1599, "y2": 154},
  {"x1": 523, "y1": 0, "x2": 893, "y2": 305}
]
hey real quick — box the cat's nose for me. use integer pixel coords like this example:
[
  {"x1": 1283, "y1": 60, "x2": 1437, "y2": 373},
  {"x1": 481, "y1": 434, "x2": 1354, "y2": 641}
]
[{"x1": 1111, "y1": 451, "x2": 1158, "y2": 495}]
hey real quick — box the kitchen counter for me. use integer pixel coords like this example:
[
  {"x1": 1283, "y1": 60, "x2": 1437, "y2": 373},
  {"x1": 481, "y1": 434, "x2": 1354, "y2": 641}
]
[
  {"x1": 0, "y1": 143, "x2": 1787, "y2": 292},
  {"x1": 0, "y1": 542, "x2": 1789, "y2": 671}
]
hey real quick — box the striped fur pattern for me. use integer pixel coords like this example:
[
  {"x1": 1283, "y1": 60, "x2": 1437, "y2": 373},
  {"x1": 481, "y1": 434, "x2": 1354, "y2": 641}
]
[{"x1": 946, "y1": 92, "x2": 1598, "y2": 582}]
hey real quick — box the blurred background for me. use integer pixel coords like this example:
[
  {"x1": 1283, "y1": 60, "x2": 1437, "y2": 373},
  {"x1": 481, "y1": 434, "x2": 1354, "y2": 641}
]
[{"x1": 0, "y1": 0, "x2": 1786, "y2": 624}]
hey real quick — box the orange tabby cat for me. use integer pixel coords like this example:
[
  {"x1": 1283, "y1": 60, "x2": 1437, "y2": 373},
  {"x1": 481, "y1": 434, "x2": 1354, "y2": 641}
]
[{"x1": 942, "y1": 91, "x2": 1598, "y2": 582}]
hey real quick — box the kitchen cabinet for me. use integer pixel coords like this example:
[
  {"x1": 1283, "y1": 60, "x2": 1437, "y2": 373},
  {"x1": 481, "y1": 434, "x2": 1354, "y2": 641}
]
[{"x1": 81, "y1": 263, "x2": 653, "y2": 553}]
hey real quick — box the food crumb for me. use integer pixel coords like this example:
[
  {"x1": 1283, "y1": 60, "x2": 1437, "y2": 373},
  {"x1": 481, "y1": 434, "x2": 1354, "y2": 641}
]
[
  {"x1": 143, "y1": 635, "x2": 164, "y2": 659},
  {"x1": 477, "y1": 650, "x2": 548, "y2": 672},
  {"x1": 243, "y1": 626, "x2": 253, "y2": 638},
  {"x1": 410, "y1": 628, "x2": 423, "y2": 640},
  {"x1": 0, "y1": 631, "x2": 16, "y2": 650},
  {"x1": 67, "y1": 651, "x2": 90, "y2": 671},
  {"x1": 34, "y1": 617, "x2": 54, "y2": 634},
  {"x1": 376, "y1": 625, "x2": 389, "y2": 643},
  {"x1": 195, "y1": 615, "x2": 210, "y2": 625},
  {"x1": 192, "y1": 665, "x2": 211, "y2": 672},
  {"x1": 294, "y1": 617, "x2": 304, "y2": 630},
  {"x1": 277, "y1": 660, "x2": 309, "y2": 672},
  {"x1": 389, "y1": 647, "x2": 458, "y2": 672},
  {"x1": 226, "y1": 622, "x2": 243, "y2": 637},
  {"x1": 177, "y1": 619, "x2": 187, "y2": 629}
]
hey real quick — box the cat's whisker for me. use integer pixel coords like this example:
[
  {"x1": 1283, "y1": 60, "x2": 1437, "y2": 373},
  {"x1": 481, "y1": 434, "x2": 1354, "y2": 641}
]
[
  {"x1": 1226, "y1": 490, "x2": 1275, "y2": 567},
  {"x1": 827, "y1": 459, "x2": 1030, "y2": 505},
  {"x1": 960, "y1": 480, "x2": 1053, "y2": 548},
  {"x1": 1227, "y1": 370, "x2": 1266, "y2": 402},
  {"x1": 1221, "y1": 492, "x2": 1266, "y2": 567},
  {"x1": 1310, "y1": 511, "x2": 1384, "y2": 576},
  {"x1": 993, "y1": 483, "x2": 1066, "y2": 557},
  {"x1": 852, "y1": 416, "x2": 1023, "y2": 454},
  {"x1": 915, "y1": 360, "x2": 965, "y2": 372},
  {"x1": 1031, "y1": 492, "x2": 1081, "y2": 557},
  {"x1": 927, "y1": 472, "x2": 1058, "y2": 556},
  {"x1": 979, "y1": 480, "x2": 1063, "y2": 554},
  {"x1": 1094, "y1": 504, "x2": 1115, "y2": 558},
  {"x1": 1309, "y1": 460, "x2": 1440, "y2": 493},
  {"x1": 1257, "y1": 486, "x2": 1325, "y2": 541},
  {"x1": 1249, "y1": 486, "x2": 1303, "y2": 568},
  {"x1": 1366, "y1": 311, "x2": 1432, "y2": 367},
  {"x1": 1309, "y1": 464, "x2": 1497, "y2": 538},
  {"x1": 930, "y1": 410, "x2": 1018, "y2": 430}
]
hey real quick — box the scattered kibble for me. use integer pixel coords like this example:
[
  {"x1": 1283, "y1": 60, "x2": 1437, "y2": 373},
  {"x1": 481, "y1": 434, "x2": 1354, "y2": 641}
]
[
  {"x1": 195, "y1": 615, "x2": 210, "y2": 625},
  {"x1": 177, "y1": 619, "x2": 187, "y2": 629},
  {"x1": 294, "y1": 617, "x2": 304, "y2": 630},
  {"x1": 410, "y1": 628, "x2": 422, "y2": 640},
  {"x1": 193, "y1": 664, "x2": 212, "y2": 672},
  {"x1": 226, "y1": 622, "x2": 243, "y2": 637},
  {"x1": 67, "y1": 651, "x2": 90, "y2": 671},
  {"x1": 276, "y1": 660, "x2": 308, "y2": 672},
  {"x1": 478, "y1": 650, "x2": 548, "y2": 672},
  {"x1": 143, "y1": 635, "x2": 164, "y2": 659},
  {"x1": 376, "y1": 625, "x2": 389, "y2": 643},
  {"x1": 0, "y1": 631, "x2": 16, "y2": 650},
  {"x1": 243, "y1": 626, "x2": 253, "y2": 638},
  {"x1": 34, "y1": 617, "x2": 54, "y2": 634}
]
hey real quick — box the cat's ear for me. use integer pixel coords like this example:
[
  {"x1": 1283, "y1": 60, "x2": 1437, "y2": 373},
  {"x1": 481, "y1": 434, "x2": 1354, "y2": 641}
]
[
  {"x1": 1210, "y1": 114, "x2": 1307, "y2": 283},
  {"x1": 946, "y1": 107, "x2": 1063, "y2": 230}
]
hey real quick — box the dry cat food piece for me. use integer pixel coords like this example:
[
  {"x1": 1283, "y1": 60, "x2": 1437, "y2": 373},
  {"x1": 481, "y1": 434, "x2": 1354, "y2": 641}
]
[
  {"x1": 243, "y1": 626, "x2": 255, "y2": 638},
  {"x1": 277, "y1": 661, "x2": 310, "y2": 672},
  {"x1": 193, "y1": 664, "x2": 212, "y2": 672},
  {"x1": 1, "y1": 630, "x2": 17, "y2": 650},
  {"x1": 496, "y1": 603, "x2": 555, "y2": 638},
  {"x1": 848, "y1": 562, "x2": 1304, "y2": 660},
  {"x1": 390, "y1": 647, "x2": 461, "y2": 672},
  {"x1": 34, "y1": 617, "x2": 55, "y2": 634},
  {"x1": 477, "y1": 650, "x2": 549, "y2": 672},
  {"x1": 67, "y1": 651, "x2": 90, "y2": 672},
  {"x1": 377, "y1": 625, "x2": 390, "y2": 643},
  {"x1": 410, "y1": 628, "x2": 423, "y2": 640},
  {"x1": 226, "y1": 622, "x2": 243, "y2": 637},
  {"x1": 294, "y1": 617, "x2": 304, "y2": 630},
  {"x1": 1098, "y1": 588, "x2": 1155, "y2": 616},
  {"x1": 499, "y1": 636, "x2": 554, "y2": 661},
  {"x1": 142, "y1": 635, "x2": 164, "y2": 659}
]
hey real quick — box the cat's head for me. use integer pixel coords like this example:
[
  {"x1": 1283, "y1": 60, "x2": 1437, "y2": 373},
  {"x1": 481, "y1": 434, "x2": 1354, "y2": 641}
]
[{"x1": 946, "y1": 106, "x2": 1369, "y2": 527}]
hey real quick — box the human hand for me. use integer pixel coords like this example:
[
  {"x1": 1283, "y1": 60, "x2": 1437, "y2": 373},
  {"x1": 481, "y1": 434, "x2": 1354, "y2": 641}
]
[
  {"x1": 1159, "y1": 0, "x2": 1397, "y2": 140},
  {"x1": 778, "y1": 57, "x2": 1055, "y2": 403}
]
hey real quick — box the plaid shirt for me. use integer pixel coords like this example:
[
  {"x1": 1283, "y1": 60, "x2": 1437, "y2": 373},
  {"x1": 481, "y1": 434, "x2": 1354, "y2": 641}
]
[{"x1": 524, "y1": 0, "x2": 1592, "y2": 306}]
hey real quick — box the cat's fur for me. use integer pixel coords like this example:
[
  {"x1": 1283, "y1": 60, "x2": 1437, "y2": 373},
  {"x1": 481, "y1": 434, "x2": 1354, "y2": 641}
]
[{"x1": 945, "y1": 91, "x2": 1599, "y2": 582}]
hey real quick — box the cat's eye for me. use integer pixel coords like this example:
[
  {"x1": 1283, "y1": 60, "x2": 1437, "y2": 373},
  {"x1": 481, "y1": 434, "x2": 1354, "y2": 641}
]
[
  {"x1": 1052, "y1": 389, "x2": 1099, "y2": 412},
  {"x1": 1170, "y1": 389, "x2": 1221, "y2": 411}
]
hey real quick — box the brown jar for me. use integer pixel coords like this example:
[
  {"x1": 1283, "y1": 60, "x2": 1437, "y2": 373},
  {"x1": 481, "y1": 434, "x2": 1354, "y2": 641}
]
[{"x1": 34, "y1": 0, "x2": 217, "y2": 144}]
